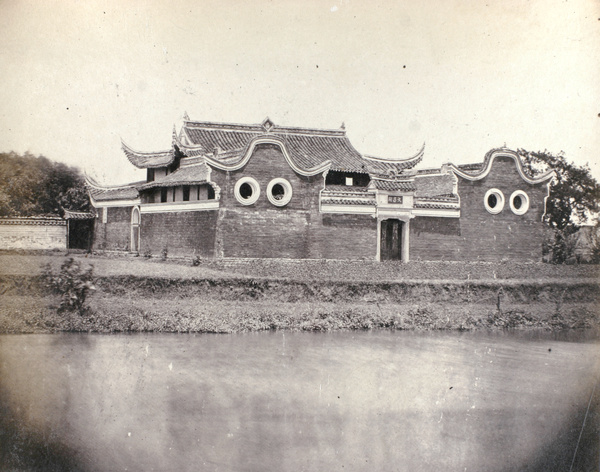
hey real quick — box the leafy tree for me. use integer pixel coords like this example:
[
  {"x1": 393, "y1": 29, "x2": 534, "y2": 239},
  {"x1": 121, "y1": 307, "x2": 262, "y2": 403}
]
[
  {"x1": 0, "y1": 152, "x2": 90, "y2": 217},
  {"x1": 517, "y1": 149, "x2": 600, "y2": 232}
]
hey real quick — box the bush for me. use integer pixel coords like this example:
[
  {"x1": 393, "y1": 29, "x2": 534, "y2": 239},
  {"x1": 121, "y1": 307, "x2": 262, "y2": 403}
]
[{"x1": 42, "y1": 258, "x2": 95, "y2": 314}]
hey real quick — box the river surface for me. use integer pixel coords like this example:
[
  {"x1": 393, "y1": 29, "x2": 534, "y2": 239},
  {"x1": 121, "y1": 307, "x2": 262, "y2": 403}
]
[{"x1": 0, "y1": 330, "x2": 598, "y2": 472}]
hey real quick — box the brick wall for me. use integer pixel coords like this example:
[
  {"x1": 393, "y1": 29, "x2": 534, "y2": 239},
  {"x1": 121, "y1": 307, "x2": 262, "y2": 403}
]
[
  {"x1": 0, "y1": 218, "x2": 66, "y2": 250},
  {"x1": 410, "y1": 156, "x2": 549, "y2": 261},
  {"x1": 213, "y1": 143, "x2": 377, "y2": 260},
  {"x1": 93, "y1": 206, "x2": 133, "y2": 251},
  {"x1": 216, "y1": 144, "x2": 316, "y2": 258},
  {"x1": 308, "y1": 213, "x2": 377, "y2": 260},
  {"x1": 140, "y1": 211, "x2": 218, "y2": 257}
]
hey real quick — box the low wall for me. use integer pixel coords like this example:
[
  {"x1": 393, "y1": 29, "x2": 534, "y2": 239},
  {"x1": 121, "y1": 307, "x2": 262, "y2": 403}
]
[{"x1": 0, "y1": 217, "x2": 66, "y2": 250}]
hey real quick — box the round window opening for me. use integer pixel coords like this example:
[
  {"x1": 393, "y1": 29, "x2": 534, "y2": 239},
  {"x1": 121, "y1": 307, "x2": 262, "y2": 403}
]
[
  {"x1": 272, "y1": 184, "x2": 285, "y2": 200},
  {"x1": 484, "y1": 189, "x2": 505, "y2": 214},
  {"x1": 239, "y1": 183, "x2": 253, "y2": 199},
  {"x1": 267, "y1": 178, "x2": 293, "y2": 206},
  {"x1": 513, "y1": 195, "x2": 522, "y2": 210},
  {"x1": 234, "y1": 177, "x2": 260, "y2": 205},
  {"x1": 509, "y1": 190, "x2": 529, "y2": 215}
]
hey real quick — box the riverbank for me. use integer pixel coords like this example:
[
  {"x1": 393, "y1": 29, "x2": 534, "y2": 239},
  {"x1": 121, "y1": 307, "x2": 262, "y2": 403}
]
[{"x1": 0, "y1": 253, "x2": 598, "y2": 334}]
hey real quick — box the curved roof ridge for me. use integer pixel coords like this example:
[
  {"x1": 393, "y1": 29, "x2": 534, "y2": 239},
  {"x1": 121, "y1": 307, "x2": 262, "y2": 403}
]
[
  {"x1": 84, "y1": 174, "x2": 141, "y2": 191},
  {"x1": 121, "y1": 138, "x2": 175, "y2": 169},
  {"x1": 184, "y1": 118, "x2": 346, "y2": 137},
  {"x1": 449, "y1": 148, "x2": 555, "y2": 184},
  {"x1": 363, "y1": 142, "x2": 425, "y2": 164}
]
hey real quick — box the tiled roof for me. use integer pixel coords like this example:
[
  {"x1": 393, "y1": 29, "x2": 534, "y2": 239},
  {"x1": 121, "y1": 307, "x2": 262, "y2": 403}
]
[
  {"x1": 456, "y1": 163, "x2": 482, "y2": 172},
  {"x1": 182, "y1": 119, "x2": 367, "y2": 173},
  {"x1": 63, "y1": 209, "x2": 96, "y2": 219},
  {"x1": 414, "y1": 172, "x2": 457, "y2": 198},
  {"x1": 420, "y1": 194, "x2": 459, "y2": 202},
  {"x1": 324, "y1": 185, "x2": 371, "y2": 193},
  {"x1": 87, "y1": 183, "x2": 141, "y2": 202},
  {"x1": 371, "y1": 179, "x2": 416, "y2": 191},
  {"x1": 138, "y1": 163, "x2": 211, "y2": 190},
  {"x1": 414, "y1": 201, "x2": 460, "y2": 209},
  {"x1": 414, "y1": 193, "x2": 460, "y2": 209},
  {"x1": 122, "y1": 140, "x2": 175, "y2": 169},
  {"x1": 320, "y1": 198, "x2": 375, "y2": 206},
  {"x1": 416, "y1": 168, "x2": 444, "y2": 175},
  {"x1": 321, "y1": 186, "x2": 376, "y2": 205},
  {"x1": 0, "y1": 216, "x2": 65, "y2": 226},
  {"x1": 363, "y1": 144, "x2": 424, "y2": 176}
]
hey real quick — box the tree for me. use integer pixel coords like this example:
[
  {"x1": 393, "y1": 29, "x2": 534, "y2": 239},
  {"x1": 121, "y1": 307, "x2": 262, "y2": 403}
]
[
  {"x1": 0, "y1": 152, "x2": 90, "y2": 217},
  {"x1": 517, "y1": 149, "x2": 600, "y2": 232}
]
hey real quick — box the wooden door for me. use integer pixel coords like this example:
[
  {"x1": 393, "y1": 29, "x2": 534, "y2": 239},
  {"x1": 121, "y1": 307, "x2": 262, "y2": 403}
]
[{"x1": 380, "y1": 219, "x2": 403, "y2": 261}]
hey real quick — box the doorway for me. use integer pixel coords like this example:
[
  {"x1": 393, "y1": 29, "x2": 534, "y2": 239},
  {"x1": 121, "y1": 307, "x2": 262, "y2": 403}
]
[
  {"x1": 380, "y1": 219, "x2": 403, "y2": 261},
  {"x1": 131, "y1": 207, "x2": 140, "y2": 252}
]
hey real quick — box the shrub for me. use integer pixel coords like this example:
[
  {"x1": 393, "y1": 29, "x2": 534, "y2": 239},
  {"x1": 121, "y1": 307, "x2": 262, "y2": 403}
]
[{"x1": 42, "y1": 258, "x2": 95, "y2": 314}]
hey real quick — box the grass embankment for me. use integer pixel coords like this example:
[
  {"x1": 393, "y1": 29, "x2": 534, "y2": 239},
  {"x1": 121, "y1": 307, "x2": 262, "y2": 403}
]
[{"x1": 0, "y1": 253, "x2": 598, "y2": 334}]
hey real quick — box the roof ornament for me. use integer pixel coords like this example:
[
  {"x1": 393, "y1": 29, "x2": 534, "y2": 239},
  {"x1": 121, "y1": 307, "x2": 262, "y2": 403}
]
[
  {"x1": 340, "y1": 122, "x2": 345, "y2": 130},
  {"x1": 261, "y1": 117, "x2": 274, "y2": 132},
  {"x1": 183, "y1": 111, "x2": 190, "y2": 121}
]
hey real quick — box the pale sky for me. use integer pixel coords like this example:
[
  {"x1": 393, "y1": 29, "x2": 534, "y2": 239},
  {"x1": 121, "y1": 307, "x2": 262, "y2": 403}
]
[{"x1": 1, "y1": 0, "x2": 599, "y2": 185}]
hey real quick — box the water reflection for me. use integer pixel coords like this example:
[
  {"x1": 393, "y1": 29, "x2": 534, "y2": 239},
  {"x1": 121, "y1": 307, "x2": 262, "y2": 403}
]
[{"x1": 0, "y1": 330, "x2": 598, "y2": 471}]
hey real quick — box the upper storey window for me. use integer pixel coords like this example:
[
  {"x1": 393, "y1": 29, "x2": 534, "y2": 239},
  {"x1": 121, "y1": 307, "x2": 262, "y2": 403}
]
[
  {"x1": 147, "y1": 169, "x2": 155, "y2": 182},
  {"x1": 325, "y1": 171, "x2": 369, "y2": 187},
  {"x1": 484, "y1": 188, "x2": 505, "y2": 214},
  {"x1": 267, "y1": 178, "x2": 293, "y2": 207},
  {"x1": 509, "y1": 190, "x2": 529, "y2": 215},
  {"x1": 234, "y1": 177, "x2": 260, "y2": 205}
]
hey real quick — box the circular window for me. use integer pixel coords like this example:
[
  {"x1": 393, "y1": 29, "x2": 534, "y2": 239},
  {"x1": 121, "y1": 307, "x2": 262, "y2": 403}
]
[
  {"x1": 484, "y1": 188, "x2": 505, "y2": 214},
  {"x1": 234, "y1": 177, "x2": 260, "y2": 205},
  {"x1": 510, "y1": 190, "x2": 529, "y2": 215},
  {"x1": 267, "y1": 178, "x2": 293, "y2": 206}
]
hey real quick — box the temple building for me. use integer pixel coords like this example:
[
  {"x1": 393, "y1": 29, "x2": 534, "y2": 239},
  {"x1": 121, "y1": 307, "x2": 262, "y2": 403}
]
[{"x1": 87, "y1": 116, "x2": 554, "y2": 261}]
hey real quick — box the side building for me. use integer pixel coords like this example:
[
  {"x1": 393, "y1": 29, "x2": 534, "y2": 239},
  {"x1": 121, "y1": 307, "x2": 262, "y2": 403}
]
[{"x1": 88, "y1": 117, "x2": 554, "y2": 261}]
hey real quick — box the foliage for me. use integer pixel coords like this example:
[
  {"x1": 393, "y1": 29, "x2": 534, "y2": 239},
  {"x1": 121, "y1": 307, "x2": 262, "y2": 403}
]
[
  {"x1": 0, "y1": 151, "x2": 90, "y2": 217},
  {"x1": 590, "y1": 227, "x2": 600, "y2": 264},
  {"x1": 517, "y1": 149, "x2": 600, "y2": 231},
  {"x1": 42, "y1": 258, "x2": 95, "y2": 314}
]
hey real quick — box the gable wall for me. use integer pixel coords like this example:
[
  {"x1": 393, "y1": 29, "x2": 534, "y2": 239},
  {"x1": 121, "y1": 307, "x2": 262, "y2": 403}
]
[
  {"x1": 214, "y1": 143, "x2": 376, "y2": 259},
  {"x1": 410, "y1": 156, "x2": 549, "y2": 261}
]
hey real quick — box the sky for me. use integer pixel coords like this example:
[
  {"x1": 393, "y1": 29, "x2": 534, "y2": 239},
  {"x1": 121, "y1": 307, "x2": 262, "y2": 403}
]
[{"x1": 1, "y1": 0, "x2": 599, "y2": 185}]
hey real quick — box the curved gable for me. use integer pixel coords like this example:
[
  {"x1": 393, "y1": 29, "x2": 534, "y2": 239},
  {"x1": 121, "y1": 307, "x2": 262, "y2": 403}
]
[
  {"x1": 449, "y1": 148, "x2": 555, "y2": 185},
  {"x1": 203, "y1": 136, "x2": 332, "y2": 177}
]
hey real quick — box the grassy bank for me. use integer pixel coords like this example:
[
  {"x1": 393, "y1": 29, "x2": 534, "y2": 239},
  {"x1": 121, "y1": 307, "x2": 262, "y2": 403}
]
[
  {"x1": 1, "y1": 293, "x2": 598, "y2": 334},
  {"x1": 0, "y1": 253, "x2": 598, "y2": 334}
]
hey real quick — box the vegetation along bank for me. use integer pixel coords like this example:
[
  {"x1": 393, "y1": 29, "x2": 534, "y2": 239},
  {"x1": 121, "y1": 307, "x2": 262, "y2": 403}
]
[{"x1": 0, "y1": 253, "x2": 598, "y2": 334}]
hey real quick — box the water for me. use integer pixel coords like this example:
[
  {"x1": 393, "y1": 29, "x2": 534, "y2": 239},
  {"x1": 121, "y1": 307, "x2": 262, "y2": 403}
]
[{"x1": 0, "y1": 330, "x2": 598, "y2": 471}]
